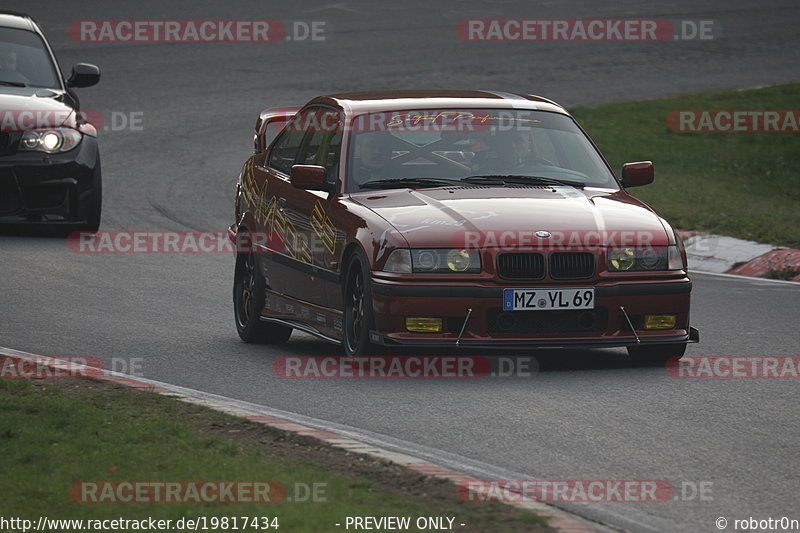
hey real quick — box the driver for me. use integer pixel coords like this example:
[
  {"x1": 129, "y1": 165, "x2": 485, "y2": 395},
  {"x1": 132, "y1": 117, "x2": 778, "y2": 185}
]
[
  {"x1": 498, "y1": 129, "x2": 540, "y2": 168},
  {"x1": 509, "y1": 130, "x2": 533, "y2": 165},
  {"x1": 476, "y1": 129, "x2": 551, "y2": 172},
  {"x1": 0, "y1": 49, "x2": 30, "y2": 86}
]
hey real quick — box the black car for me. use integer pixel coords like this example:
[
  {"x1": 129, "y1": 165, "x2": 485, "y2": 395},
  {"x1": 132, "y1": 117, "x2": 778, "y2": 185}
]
[{"x1": 0, "y1": 10, "x2": 101, "y2": 231}]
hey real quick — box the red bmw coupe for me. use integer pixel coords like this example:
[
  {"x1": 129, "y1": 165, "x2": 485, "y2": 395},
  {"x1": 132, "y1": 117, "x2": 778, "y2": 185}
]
[{"x1": 230, "y1": 91, "x2": 698, "y2": 362}]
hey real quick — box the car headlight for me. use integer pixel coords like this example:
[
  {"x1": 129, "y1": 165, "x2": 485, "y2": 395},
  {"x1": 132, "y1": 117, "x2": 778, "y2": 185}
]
[
  {"x1": 383, "y1": 249, "x2": 481, "y2": 274},
  {"x1": 607, "y1": 246, "x2": 682, "y2": 271},
  {"x1": 19, "y1": 128, "x2": 82, "y2": 153}
]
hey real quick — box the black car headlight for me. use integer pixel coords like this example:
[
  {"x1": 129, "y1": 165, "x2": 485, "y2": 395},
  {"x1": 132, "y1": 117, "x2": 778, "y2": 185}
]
[
  {"x1": 607, "y1": 246, "x2": 683, "y2": 271},
  {"x1": 19, "y1": 128, "x2": 82, "y2": 153},
  {"x1": 383, "y1": 249, "x2": 481, "y2": 273}
]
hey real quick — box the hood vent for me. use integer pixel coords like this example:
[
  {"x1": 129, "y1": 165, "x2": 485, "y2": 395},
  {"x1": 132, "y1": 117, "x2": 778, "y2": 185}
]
[
  {"x1": 442, "y1": 184, "x2": 553, "y2": 190},
  {"x1": 442, "y1": 186, "x2": 492, "y2": 190}
]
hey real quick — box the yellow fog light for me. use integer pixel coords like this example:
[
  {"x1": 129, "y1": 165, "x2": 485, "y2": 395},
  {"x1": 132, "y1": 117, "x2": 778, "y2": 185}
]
[
  {"x1": 643, "y1": 314, "x2": 677, "y2": 330},
  {"x1": 405, "y1": 317, "x2": 442, "y2": 333}
]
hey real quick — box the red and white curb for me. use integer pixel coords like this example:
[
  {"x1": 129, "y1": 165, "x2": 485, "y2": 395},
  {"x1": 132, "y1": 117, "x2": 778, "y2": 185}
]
[
  {"x1": 677, "y1": 230, "x2": 800, "y2": 281},
  {"x1": 726, "y1": 248, "x2": 800, "y2": 281},
  {"x1": 0, "y1": 347, "x2": 612, "y2": 533}
]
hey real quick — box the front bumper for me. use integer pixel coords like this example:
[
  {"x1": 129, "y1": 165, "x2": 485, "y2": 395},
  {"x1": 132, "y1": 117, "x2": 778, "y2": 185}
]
[
  {"x1": 0, "y1": 135, "x2": 98, "y2": 224},
  {"x1": 370, "y1": 278, "x2": 697, "y2": 349}
]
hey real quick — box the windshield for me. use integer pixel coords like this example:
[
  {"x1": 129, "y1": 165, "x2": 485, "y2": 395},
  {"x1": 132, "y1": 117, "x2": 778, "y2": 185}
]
[
  {"x1": 0, "y1": 28, "x2": 60, "y2": 88},
  {"x1": 345, "y1": 108, "x2": 617, "y2": 191}
]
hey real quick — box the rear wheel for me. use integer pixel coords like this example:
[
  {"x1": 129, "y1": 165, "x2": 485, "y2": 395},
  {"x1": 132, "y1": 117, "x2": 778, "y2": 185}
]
[
  {"x1": 233, "y1": 239, "x2": 292, "y2": 344},
  {"x1": 627, "y1": 343, "x2": 687, "y2": 366},
  {"x1": 343, "y1": 250, "x2": 377, "y2": 356}
]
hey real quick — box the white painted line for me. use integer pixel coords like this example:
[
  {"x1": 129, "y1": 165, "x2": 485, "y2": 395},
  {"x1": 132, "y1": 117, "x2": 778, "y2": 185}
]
[{"x1": 1, "y1": 345, "x2": 619, "y2": 533}]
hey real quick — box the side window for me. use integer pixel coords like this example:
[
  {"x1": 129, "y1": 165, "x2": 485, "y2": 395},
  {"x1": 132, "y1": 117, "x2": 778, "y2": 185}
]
[
  {"x1": 267, "y1": 110, "x2": 311, "y2": 175},
  {"x1": 295, "y1": 110, "x2": 343, "y2": 182},
  {"x1": 297, "y1": 130, "x2": 327, "y2": 166},
  {"x1": 324, "y1": 131, "x2": 343, "y2": 182},
  {"x1": 264, "y1": 119, "x2": 289, "y2": 149}
]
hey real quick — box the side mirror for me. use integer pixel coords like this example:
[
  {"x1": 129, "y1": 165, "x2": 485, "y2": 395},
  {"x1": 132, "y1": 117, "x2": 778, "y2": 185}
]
[
  {"x1": 67, "y1": 63, "x2": 100, "y2": 88},
  {"x1": 621, "y1": 161, "x2": 654, "y2": 188},
  {"x1": 290, "y1": 165, "x2": 328, "y2": 191}
]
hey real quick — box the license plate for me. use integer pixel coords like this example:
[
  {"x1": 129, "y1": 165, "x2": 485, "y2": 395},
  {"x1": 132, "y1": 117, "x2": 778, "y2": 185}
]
[{"x1": 502, "y1": 288, "x2": 595, "y2": 311}]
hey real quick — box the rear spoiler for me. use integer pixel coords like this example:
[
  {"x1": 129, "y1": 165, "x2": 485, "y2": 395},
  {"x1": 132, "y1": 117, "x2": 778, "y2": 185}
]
[{"x1": 254, "y1": 106, "x2": 301, "y2": 153}]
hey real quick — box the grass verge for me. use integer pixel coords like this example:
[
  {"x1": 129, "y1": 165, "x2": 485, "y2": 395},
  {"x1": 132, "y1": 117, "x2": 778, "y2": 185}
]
[
  {"x1": 570, "y1": 83, "x2": 800, "y2": 247},
  {"x1": 0, "y1": 378, "x2": 552, "y2": 532}
]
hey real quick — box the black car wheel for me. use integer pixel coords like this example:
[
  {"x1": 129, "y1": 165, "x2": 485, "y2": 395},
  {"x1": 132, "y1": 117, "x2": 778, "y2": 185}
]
[
  {"x1": 233, "y1": 236, "x2": 292, "y2": 344},
  {"x1": 627, "y1": 343, "x2": 687, "y2": 366},
  {"x1": 343, "y1": 249, "x2": 377, "y2": 356}
]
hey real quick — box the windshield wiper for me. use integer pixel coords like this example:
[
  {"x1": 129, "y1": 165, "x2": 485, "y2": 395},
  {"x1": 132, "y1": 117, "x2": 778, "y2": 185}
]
[
  {"x1": 0, "y1": 80, "x2": 28, "y2": 87},
  {"x1": 461, "y1": 175, "x2": 585, "y2": 188},
  {"x1": 360, "y1": 177, "x2": 461, "y2": 189}
]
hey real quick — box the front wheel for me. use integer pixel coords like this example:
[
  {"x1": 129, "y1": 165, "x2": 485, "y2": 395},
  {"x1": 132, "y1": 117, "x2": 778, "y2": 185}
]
[
  {"x1": 627, "y1": 343, "x2": 687, "y2": 366},
  {"x1": 233, "y1": 242, "x2": 292, "y2": 344},
  {"x1": 343, "y1": 250, "x2": 378, "y2": 356}
]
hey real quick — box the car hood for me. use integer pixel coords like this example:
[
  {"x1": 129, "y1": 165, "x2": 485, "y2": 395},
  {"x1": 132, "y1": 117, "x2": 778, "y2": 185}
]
[
  {"x1": 352, "y1": 185, "x2": 673, "y2": 251},
  {"x1": 0, "y1": 88, "x2": 76, "y2": 130}
]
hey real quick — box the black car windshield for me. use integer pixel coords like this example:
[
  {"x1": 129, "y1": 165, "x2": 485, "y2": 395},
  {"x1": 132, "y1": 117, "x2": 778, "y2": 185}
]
[
  {"x1": 345, "y1": 108, "x2": 617, "y2": 192},
  {"x1": 0, "y1": 27, "x2": 60, "y2": 88}
]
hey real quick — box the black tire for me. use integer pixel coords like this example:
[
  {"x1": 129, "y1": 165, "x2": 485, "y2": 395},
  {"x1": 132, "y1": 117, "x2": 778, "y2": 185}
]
[
  {"x1": 82, "y1": 156, "x2": 102, "y2": 232},
  {"x1": 627, "y1": 343, "x2": 687, "y2": 366},
  {"x1": 343, "y1": 249, "x2": 378, "y2": 356},
  {"x1": 233, "y1": 238, "x2": 292, "y2": 344}
]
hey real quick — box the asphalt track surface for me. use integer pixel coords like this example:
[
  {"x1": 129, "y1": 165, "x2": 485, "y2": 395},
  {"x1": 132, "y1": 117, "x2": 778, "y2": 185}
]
[{"x1": 2, "y1": 1, "x2": 800, "y2": 531}]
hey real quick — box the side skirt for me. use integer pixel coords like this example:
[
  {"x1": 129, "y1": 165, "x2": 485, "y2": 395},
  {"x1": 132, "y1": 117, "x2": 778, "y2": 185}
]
[{"x1": 260, "y1": 289, "x2": 343, "y2": 344}]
